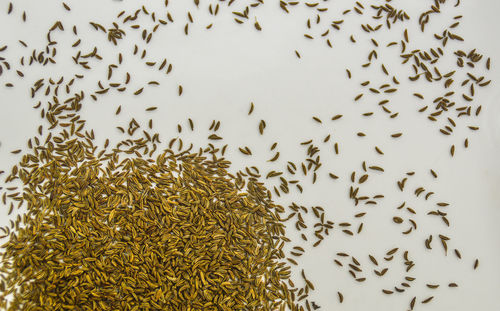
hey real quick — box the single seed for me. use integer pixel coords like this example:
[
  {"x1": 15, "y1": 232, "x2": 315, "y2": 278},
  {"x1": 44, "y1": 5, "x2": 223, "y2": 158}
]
[
  {"x1": 254, "y1": 21, "x2": 262, "y2": 31},
  {"x1": 312, "y1": 116, "x2": 322, "y2": 123},
  {"x1": 393, "y1": 217, "x2": 403, "y2": 224},
  {"x1": 248, "y1": 102, "x2": 254, "y2": 115}
]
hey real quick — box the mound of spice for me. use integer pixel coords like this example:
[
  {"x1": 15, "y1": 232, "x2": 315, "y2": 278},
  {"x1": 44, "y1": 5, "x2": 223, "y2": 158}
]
[{"x1": 0, "y1": 136, "x2": 297, "y2": 310}]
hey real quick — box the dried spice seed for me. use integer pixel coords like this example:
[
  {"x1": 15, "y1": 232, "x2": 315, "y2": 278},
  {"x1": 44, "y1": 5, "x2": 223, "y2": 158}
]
[
  {"x1": 259, "y1": 120, "x2": 266, "y2": 135},
  {"x1": 248, "y1": 102, "x2": 255, "y2": 115},
  {"x1": 413, "y1": 93, "x2": 424, "y2": 99},
  {"x1": 337, "y1": 292, "x2": 344, "y2": 303},
  {"x1": 254, "y1": 21, "x2": 262, "y2": 31},
  {"x1": 331, "y1": 114, "x2": 343, "y2": 121},
  {"x1": 393, "y1": 217, "x2": 403, "y2": 224},
  {"x1": 408, "y1": 297, "x2": 417, "y2": 310},
  {"x1": 312, "y1": 116, "x2": 322, "y2": 123},
  {"x1": 329, "y1": 173, "x2": 339, "y2": 180}
]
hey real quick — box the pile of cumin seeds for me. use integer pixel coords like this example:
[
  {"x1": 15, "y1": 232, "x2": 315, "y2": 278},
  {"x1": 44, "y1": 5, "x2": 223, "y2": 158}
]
[
  {"x1": 0, "y1": 0, "x2": 495, "y2": 310},
  {"x1": 0, "y1": 133, "x2": 298, "y2": 310}
]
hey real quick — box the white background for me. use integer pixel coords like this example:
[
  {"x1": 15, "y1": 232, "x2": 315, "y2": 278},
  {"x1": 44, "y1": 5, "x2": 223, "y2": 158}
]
[{"x1": 0, "y1": 0, "x2": 499, "y2": 310}]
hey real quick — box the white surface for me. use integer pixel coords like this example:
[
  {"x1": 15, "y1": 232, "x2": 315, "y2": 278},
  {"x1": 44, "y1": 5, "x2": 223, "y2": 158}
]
[{"x1": 0, "y1": 0, "x2": 499, "y2": 310}]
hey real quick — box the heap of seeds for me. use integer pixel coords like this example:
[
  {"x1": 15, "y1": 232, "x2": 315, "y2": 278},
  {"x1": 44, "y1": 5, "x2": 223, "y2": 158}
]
[
  {"x1": 0, "y1": 0, "x2": 495, "y2": 310},
  {"x1": 0, "y1": 126, "x2": 299, "y2": 310}
]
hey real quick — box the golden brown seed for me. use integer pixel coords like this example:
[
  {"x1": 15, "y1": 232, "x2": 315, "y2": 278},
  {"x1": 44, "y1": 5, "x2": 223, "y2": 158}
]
[
  {"x1": 393, "y1": 217, "x2": 403, "y2": 224},
  {"x1": 254, "y1": 21, "x2": 262, "y2": 31},
  {"x1": 248, "y1": 102, "x2": 255, "y2": 115}
]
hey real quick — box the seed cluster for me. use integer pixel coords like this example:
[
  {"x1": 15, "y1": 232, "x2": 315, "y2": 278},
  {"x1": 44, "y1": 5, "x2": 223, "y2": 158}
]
[
  {"x1": 0, "y1": 0, "x2": 494, "y2": 310},
  {"x1": 1, "y1": 138, "x2": 301, "y2": 310}
]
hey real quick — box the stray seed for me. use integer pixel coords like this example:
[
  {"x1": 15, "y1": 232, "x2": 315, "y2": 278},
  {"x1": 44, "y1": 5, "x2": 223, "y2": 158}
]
[
  {"x1": 254, "y1": 21, "x2": 262, "y2": 31},
  {"x1": 413, "y1": 93, "x2": 424, "y2": 99},
  {"x1": 430, "y1": 169, "x2": 438, "y2": 178},
  {"x1": 259, "y1": 120, "x2": 266, "y2": 135},
  {"x1": 312, "y1": 116, "x2": 322, "y2": 123},
  {"x1": 331, "y1": 114, "x2": 343, "y2": 121},
  {"x1": 393, "y1": 217, "x2": 403, "y2": 224},
  {"x1": 248, "y1": 102, "x2": 254, "y2": 115},
  {"x1": 329, "y1": 173, "x2": 338, "y2": 180}
]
